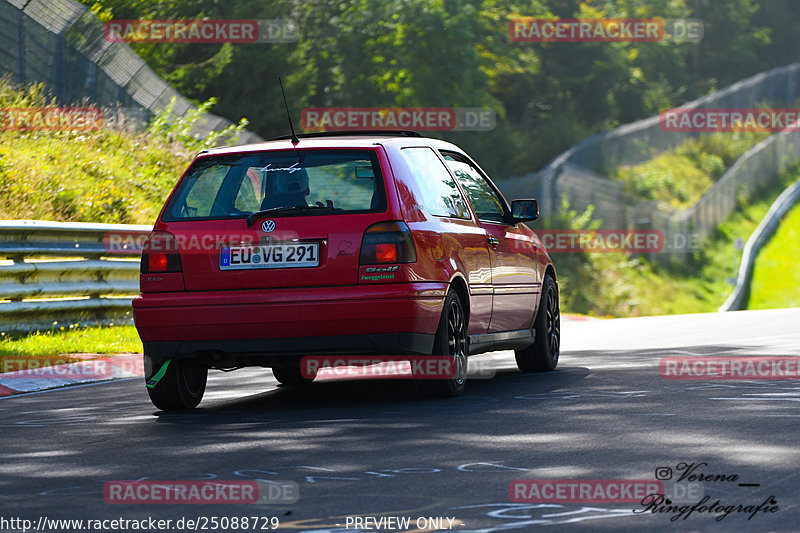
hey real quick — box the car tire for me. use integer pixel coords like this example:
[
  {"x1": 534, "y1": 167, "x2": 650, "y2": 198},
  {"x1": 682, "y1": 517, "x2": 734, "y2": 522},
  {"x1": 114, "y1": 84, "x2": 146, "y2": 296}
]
[
  {"x1": 516, "y1": 275, "x2": 560, "y2": 373},
  {"x1": 272, "y1": 363, "x2": 316, "y2": 385},
  {"x1": 145, "y1": 357, "x2": 208, "y2": 411},
  {"x1": 414, "y1": 290, "x2": 468, "y2": 398}
]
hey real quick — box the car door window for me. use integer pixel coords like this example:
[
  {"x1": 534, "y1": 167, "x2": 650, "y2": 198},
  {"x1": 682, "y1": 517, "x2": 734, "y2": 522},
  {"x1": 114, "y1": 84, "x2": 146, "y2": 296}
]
[
  {"x1": 400, "y1": 147, "x2": 470, "y2": 219},
  {"x1": 442, "y1": 153, "x2": 507, "y2": 223}
]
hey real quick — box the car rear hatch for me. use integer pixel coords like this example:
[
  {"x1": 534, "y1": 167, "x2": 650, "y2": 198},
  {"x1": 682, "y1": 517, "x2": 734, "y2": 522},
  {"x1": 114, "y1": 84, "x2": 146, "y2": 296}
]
[{"x1": 151, "y1": 148, "x2": 394, "y2": 291}]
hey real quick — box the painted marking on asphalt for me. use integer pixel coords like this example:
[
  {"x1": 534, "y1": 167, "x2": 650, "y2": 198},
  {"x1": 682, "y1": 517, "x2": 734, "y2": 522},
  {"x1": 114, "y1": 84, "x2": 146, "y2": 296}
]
[
  {"x1": 710, "y1": 396, "x2": 800, "y2": 403},
  {"x1": 515, "y1": 390, "x2": 650, "y2": 400},
  {"x1": 450, "y1": 502, "x2": 639, "y2": 529}
]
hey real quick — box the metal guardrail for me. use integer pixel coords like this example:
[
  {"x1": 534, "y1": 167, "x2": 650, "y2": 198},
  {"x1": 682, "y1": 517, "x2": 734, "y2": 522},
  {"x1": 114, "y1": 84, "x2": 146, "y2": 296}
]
[
  {"x1": 719, "y1": 176, "x2": 800, "y2": 312},
  {"x1": 0, "y1": 220, "x2": 151, "y2": 334}
]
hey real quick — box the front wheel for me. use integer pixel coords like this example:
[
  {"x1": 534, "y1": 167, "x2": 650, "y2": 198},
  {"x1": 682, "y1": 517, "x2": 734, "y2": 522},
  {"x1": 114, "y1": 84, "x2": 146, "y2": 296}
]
[
  {"x1": 515, "y1": 275, "x2": 560, "y2": 372},
  {"x1": 414, "y1": 290, "x2": 469, "y2": 398},
  {"x1": 145, "y1": 357, "x2": 208, "y2": 410}
]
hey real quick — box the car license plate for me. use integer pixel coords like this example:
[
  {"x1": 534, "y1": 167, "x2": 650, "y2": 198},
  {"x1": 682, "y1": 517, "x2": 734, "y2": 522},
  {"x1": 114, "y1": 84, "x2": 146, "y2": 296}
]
[{"x1": 219, "y1": 243, "x2": 319, "y2": 270}]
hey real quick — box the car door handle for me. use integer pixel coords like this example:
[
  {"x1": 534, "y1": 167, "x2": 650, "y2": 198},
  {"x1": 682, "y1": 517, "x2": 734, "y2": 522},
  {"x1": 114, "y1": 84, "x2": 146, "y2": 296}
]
[{"x1": 487, "y1": 236, "x2": 499, "y2": 246}]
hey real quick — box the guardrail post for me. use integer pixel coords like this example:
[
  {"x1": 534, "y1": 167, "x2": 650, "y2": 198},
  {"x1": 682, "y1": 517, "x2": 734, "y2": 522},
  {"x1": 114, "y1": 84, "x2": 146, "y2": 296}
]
[{"x1": 7, "y1": 254, "x2": 24, "y2": 302}]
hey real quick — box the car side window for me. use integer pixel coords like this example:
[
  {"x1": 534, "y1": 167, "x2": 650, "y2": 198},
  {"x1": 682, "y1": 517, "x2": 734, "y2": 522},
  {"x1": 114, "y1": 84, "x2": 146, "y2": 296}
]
[
  {"x1": 442, "y1": 152, "x2": 507, "y2": 223},
  {"x1": 400, "y1": 147, "x2": 470, "y2": 219}
]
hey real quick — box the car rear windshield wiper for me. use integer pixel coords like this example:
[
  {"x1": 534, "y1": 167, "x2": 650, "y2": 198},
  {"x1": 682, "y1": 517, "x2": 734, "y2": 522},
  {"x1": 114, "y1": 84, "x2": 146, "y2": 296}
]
[{"x1": 245, "y1": 205, "x2": 341, "y2": 226}]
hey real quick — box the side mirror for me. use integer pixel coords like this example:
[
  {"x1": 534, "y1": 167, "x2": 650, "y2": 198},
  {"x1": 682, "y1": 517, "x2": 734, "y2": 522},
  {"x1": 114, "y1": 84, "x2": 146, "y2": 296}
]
[{"x1": 510, "y1": 199, "x2": 539, "y2": 222}]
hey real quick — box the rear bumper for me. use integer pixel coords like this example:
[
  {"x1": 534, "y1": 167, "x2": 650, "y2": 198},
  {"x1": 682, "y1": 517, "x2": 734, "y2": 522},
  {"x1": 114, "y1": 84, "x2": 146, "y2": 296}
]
[
  {"x1": 133, "y1": 283, "x2": 446, "y2": 359},
  {"x1": 142, "y1": 333, "x2": 435, "y2": 361}
]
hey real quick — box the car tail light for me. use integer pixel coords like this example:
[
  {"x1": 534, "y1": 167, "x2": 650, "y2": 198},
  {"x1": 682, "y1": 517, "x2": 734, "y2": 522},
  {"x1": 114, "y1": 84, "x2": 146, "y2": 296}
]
[
  {"x1": 360, "y1": 221, "x2": 416, "y2": 264},
  {"x1": 141, "y1": 231, "x2": 182, "y2": 273}
]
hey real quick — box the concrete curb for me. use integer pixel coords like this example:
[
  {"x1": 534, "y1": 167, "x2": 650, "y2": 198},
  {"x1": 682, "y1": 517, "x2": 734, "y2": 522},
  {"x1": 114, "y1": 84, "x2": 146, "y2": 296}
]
[{"x1": 0, "y1": 354, "x2": 142, "y2": 396}]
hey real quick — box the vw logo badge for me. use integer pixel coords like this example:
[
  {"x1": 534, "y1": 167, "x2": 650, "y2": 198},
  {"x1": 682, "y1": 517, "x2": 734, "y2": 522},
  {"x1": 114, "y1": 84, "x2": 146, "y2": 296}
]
[{"x1": 261, "y1": 219, "x2": 276, "y2": 233}]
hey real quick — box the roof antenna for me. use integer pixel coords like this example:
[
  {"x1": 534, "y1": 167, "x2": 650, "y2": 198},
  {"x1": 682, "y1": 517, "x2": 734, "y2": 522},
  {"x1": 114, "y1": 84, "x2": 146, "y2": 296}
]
[{"x1": 279, "y1": 77, "x2": 300, "y2": 145}]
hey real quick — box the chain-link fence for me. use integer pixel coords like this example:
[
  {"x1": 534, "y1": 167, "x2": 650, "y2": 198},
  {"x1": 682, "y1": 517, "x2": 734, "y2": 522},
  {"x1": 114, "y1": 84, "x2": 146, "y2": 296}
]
[
  {"x1": 501, "y1": 63, "x2": 800, "y2": 260},
  {"x1": 0, "y1": 0, "x2": 263, "y2": 144}
]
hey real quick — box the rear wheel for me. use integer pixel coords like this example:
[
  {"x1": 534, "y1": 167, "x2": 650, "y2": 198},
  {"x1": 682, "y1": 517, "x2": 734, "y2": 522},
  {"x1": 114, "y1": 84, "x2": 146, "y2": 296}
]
[
  {"x1": 145, "y1": 357, "x2": 208, "y2": 411},
  {"x1": 515, "y1": 275, "x2": 560, "y2": 372},
  {"x1": 414, "y1": 290, "x2": 468, "y2": 398},
  {"x1": 272, "y1": 362, "x2": 316, "y2": 385}
]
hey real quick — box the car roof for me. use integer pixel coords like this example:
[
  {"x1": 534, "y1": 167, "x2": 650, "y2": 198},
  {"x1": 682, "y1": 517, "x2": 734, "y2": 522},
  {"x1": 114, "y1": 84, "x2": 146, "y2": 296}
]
[{"x1": 197, "y1": 133, "x2": 465, "y2": 157}]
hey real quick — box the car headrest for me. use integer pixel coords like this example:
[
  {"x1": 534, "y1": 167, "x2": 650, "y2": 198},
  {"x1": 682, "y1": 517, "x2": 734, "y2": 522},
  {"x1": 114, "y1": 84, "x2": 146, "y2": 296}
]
[{"x1": 273, "y1": 168, "x2": 309, "y2": 195}]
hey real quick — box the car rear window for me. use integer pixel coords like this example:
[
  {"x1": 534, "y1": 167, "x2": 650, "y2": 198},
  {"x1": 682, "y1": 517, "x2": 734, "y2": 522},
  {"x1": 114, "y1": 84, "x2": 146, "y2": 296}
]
[{"x1": 163, "y1": 150, "x2": 386, "y2": 220}]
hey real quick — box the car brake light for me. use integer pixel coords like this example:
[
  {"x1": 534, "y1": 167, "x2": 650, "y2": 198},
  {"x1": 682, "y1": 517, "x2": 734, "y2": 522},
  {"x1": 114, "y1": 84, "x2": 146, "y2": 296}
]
[
  {"x1": 360, "y1": 221, "x2": 416, "y2": 264},
  {"x1": 149, "y1": 253, "x2": 168, "y2": 272},
  {"x1": 375, "y1": 243, "x2": 397, "y2": 262},
  {"x1": 141, "y1": 231, "x2": 182, "y2": 273}
]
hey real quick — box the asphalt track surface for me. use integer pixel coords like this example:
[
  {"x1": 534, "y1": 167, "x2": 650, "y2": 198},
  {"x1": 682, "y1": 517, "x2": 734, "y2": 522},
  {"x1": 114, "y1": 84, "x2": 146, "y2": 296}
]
[{"x1": 1, "y1": 308, "x2": 800, "y2": 533}]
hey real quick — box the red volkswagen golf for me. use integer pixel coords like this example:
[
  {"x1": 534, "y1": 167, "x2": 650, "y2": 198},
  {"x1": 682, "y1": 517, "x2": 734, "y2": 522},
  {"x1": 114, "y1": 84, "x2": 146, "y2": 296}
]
[{"x1": 133, "y1": 131, "x2": 559, "y2": 410}]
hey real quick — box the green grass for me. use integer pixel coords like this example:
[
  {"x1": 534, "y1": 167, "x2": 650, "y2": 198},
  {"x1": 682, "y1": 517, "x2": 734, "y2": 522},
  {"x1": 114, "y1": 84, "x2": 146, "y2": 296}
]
[
  {"x1": 0, "y1": 78, "x2": 249, "y2": 224},
  {"x1": 0, "y1": 324, "x2": 142, "y2": 357},
  {"x1": 0, "y1": 325, "x2": 141, "y2": 371},
  {"x1": 0, "y1": 81, "x2": 191, "y2": 223},
  {"x1": 614, "y1": 132, "x2": 769, "y2": 209},
  {"x1": 747, "y1": 198, "x2": 800, "y2": 309},
  {"x1": 0, "y1": 130, "x2": 189, "y2": 224}
]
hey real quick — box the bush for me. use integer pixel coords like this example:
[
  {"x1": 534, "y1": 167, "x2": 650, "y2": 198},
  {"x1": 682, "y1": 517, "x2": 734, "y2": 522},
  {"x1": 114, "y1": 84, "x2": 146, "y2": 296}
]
[{"x1": 538, "y1": 197, "x2": 640, "y2": 317}]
